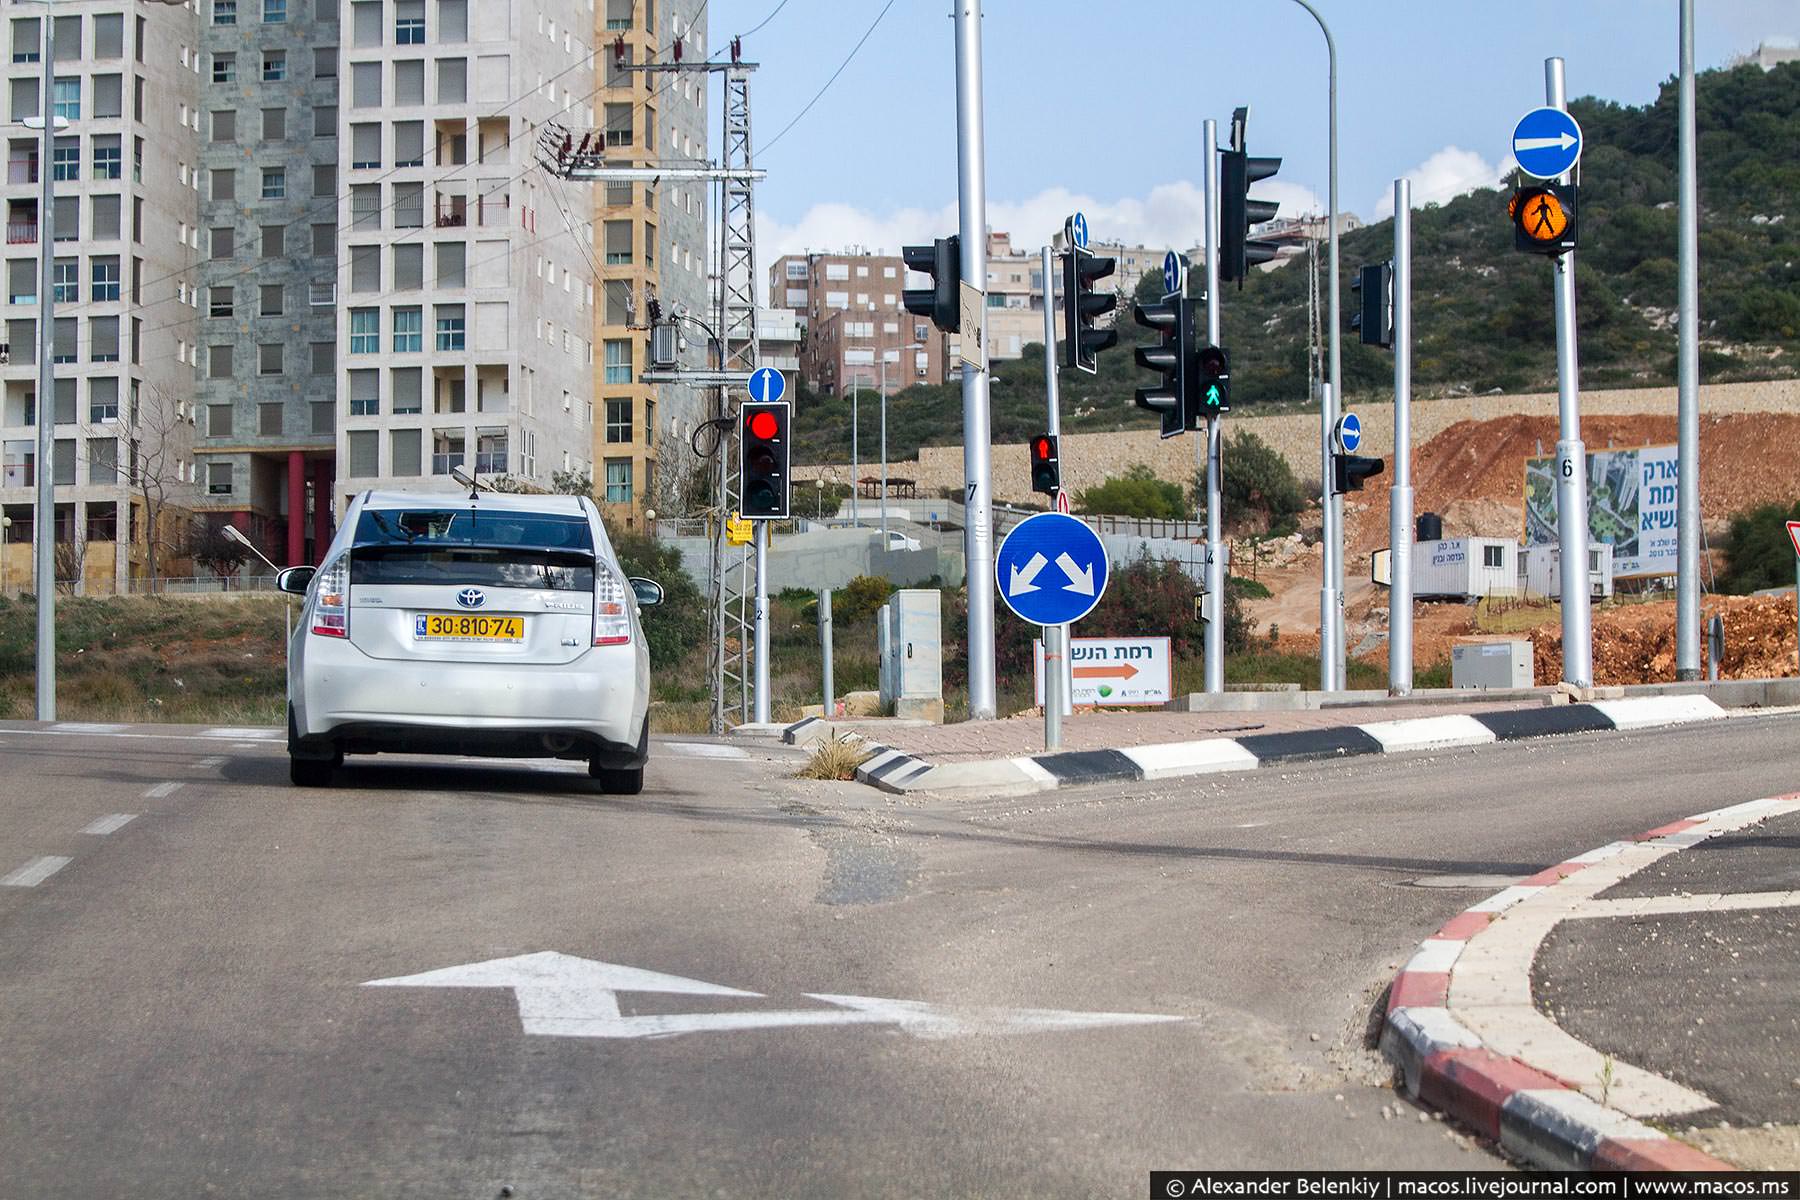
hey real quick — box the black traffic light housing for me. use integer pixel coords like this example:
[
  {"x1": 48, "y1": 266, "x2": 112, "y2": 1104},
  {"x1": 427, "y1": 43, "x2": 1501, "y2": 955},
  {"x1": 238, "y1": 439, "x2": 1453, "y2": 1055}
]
[
  {"x1": 1062, "y1": 248, "x2": 1118, "y2": 374},
  {"x1": 1133, "y1": 291, "x2": 1193, "y2": 440},
  {"x1": 1029, "y1": 433, "x2": 1060, "y2": 496},
  {"x1": 1192, "y1": 344, "x2": 1230, "y2": 419},
  {"x1": 1351, "y1": 262, "x2": 1394, "y2": 348},
  {"x1": 739, "y1": 401, "x2": 791, "y2": 519},
  {"x1": 901, "y1": 235, "x2": 962, "y2": 333},
  {"x1": 1511, "y1": 184, "x2": 1579, "y2": 255},
  {"x1": 1332, "y1": 453, "x2": 1384, "y2": 495}
]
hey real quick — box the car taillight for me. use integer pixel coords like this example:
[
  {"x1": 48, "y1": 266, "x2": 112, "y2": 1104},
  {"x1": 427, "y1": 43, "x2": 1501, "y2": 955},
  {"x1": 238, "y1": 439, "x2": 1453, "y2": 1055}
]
[
  {"x1": 311, "y1": 556, "x2": 350, "y2": 638},
  {"x1": 593, "y1": 565, "x2": 631, "y2": 647}
]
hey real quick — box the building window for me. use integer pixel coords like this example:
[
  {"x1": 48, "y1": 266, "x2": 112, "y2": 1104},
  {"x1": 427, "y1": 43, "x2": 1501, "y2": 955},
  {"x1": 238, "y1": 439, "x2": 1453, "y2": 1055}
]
[
  {"x1": 261, "y1": 224, "x2": 284, "y2": 258},
  {"x1": 392, "y1": 307, "x2": 421, "y2": 351},
  {"x1": 347, "y1": 430, "x2": 378, "y2": 477},
  {"x1": 348, "y1": 369, "x2": 379, "y2": 415},
  {"x1": 603, "y1": 339, "x2": 630, "y2": 386},
  {"x1": 264, "y1": 0, "x2": 287, "y2": 23},
  {"x1": 51, "y1": 260, "x2": 76, "y2": 303},
  {"x1": 260, "y1": 168, "x2": 285, "y2": 199},
  {"x1": 258, "y1": 343, "x2": 282, "y2": 375},
  {"x1": 260, "y1": 284, "x2": 283, "y2": 315},
  {"x1": 434, "y1": 305, "x2": 464, "y2": 351},
  {"x1": 395, "y1": 0, "x2": 424, "y2": 43},
  {"x1": 604, "y1": 459, "x2": 632, "y2": 505},
  {"x1": 51, "y1": 140, "x2": 77, "y2": 181},
  {"x1": 51, "y1": 78, "x2": 78, "y2": 121},
  {"x1": 262, "y1": 107, "x2": 286, "y2": 140},
  {"x1": 212, "y1": 0, "x2": 237, "y2": 26},
  {"x1": 212, "y1": 52, "x2": 235, "y2": 82},
  {"x1": 348, "y1": 308, "x2": 378, "y2": 354},
  {"x1": 262, "y1": 51, "x2": 285, "y2": 81},
  {"x1": 89, "y1": 377, "x2": 119, "y2": 423},
  {"x1": 209, "y1": 286, "x2": 233, "y2": 317},
  {"x1": 91, "y1": 258, "x2": 120, "y2": 302},
  {"x1": 92, "y1": 139, "x2": 122, "y2": 180},
  {"x1": 207, "y1": 403, "x2": 233, "y2": 435},
  {"x1": 605, "y1": 398, "x2": 631, "y2": 444},
  {"x1": 1483, "y1": 544, "x2": 1504, "y2": 569},
  {"x1": 391, "y1": 428, "x2": 421, "y2": 475},
  {"x1": 207, "y1": 461, "x2": 234, "y2": 496}
]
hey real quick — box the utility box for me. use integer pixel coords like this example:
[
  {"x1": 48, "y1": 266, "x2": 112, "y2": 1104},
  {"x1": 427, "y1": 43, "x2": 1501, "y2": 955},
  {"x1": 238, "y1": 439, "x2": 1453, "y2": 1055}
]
[
  {"x1": 1451, "y1": 638, "x2": 1534, "y2": 689},
  {"x1": 878, "y1": 589, "x2": 944, "y2": 722},
  {"x1": 1521, "y1": 543, "x2": 1615, "y2": 601}
]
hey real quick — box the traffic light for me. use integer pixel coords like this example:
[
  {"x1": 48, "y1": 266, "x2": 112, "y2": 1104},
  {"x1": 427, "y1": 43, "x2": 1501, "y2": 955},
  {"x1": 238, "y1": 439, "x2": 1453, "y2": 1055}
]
[
  {"x1": 739, "y1": 401, "x2": 790, "y2": 519},
  {"x1": 1193, "y1": 344, "x2": 1230, "y2": 419},
  {"x1": 1511, "y1": 184, "x2": 1578, "y2": 255},
  {"x1": 1332, "y1": 454, "x2": 1385, "y2": 495},
  {"x1": 1029, "y1": 433, "x2": 1060, "y2": 496},
  {"x1": 1221, "y1": 109, "x2": 1282, "y2": 285},
  {"x1": 1133, "y1": 293, "x2": 1193, "y2": 440},
  {"x1": 1062, "y1": 248, "x2": 1118, "y2": 373},
  {"x1": 901, "y1": 235, "x2": 961, "y2": 333},
  {"x1": 1350, "y1": 263, "x2": 1394, "y2": 348}
]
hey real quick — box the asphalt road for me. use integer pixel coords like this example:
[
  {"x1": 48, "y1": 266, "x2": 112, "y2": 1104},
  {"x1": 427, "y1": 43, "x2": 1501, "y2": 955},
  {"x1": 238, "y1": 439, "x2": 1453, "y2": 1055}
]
[{"x1": 1, "y1": 712, "x2": 1796, "y2": 1197}]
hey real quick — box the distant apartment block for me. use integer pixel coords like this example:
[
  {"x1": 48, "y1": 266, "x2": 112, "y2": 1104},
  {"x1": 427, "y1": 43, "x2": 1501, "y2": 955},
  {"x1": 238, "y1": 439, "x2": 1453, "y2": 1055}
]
[{"x1": 768, "y1": 249, "x2": 953, "y2": 397}]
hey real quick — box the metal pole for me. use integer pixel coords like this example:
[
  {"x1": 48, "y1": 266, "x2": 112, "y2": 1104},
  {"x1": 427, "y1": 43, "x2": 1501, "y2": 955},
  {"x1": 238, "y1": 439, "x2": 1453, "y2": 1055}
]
[
  {"x1": 954, "y1": 0, "x2": 997, "y2": 720},
  {"x1": 820, "y1": 587, "x2": 834, "y2": 720},
  {"x1": 1389, "y1": 179, "x2": 1415, "y2": 696},
  {"x1": 1318, "y1": 382, "x2": 1338, "y2": 692},
  {"x1": 1202, "y1": 119, "x2": 1224, "y2": 695},
  {"x1": 1043, "y1": 626, "x2": 1062, "y2": 750},
  {"x1": 850, "y1": 380, "x2": 859, "y2": 528},
  {"x1": 1674, "y1": 0, "x2": 1702, "y2": 680},
  {"x1": 1041, "y1": 246, "x2": 1071, "y2": 718},
  {"x1": 34, "y1": 7, "x2": 56, "y2": 721},
  {"x1": 752, "y1": 522, "x2": 770, "y2": 722},
  {"x1": 879, "y1": 356, "x2": 888, "y2": 544},
  {"x1": 1547, "y1": 57, "x2": 1592, "y2": 688}
]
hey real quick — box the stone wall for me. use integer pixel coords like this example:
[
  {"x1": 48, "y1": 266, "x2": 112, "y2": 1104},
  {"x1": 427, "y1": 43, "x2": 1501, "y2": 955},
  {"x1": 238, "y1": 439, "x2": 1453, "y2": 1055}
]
[{"x1": 794, "y1": 379, "x2": 1800, "y2": 504}]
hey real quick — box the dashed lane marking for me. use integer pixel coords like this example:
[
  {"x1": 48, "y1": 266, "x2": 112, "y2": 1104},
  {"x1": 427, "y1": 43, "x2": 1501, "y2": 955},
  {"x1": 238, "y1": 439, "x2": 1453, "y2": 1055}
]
[
  {"x1": 194, "y1": 756, "x2": 226, "y2": 769},
  {"x1": 142, "y1": 782, "x2": 184, "y2": 800},
  {"x1": 203, "y1": 728, "x2": 282, "y2": 740},
  {"x1": 81, "y1": 814, "x2": 138, "y2": 836},
  {"x1": 1, "y1": 856, "x2": 72, "y2": 888}
]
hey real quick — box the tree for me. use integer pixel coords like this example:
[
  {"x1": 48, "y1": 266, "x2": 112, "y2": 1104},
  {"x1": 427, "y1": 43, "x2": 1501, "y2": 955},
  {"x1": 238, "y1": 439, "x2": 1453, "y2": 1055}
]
[
  {"x1": 190, "y1": 521, "x2": 249, "y2": 582},
  {"x1": 1199, "y1": 430, "x2": 1307, "y2": 535},
  {"x1": 110, "y1": 381, "x2": 198, "y2": 587},
  {"x1": 607, "y1": 529, "x2": 707, "y2": 669},
  {"x1": 1076, "y1": 464, "x2": 1188, "y2": 519},
  {"x1": 1718, "y1": 499, "x2": 1800, "y2": 594}
]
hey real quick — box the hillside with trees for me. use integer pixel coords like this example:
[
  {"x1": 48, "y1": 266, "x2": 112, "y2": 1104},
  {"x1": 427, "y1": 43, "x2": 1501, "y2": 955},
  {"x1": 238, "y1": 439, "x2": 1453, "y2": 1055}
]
[{"x1": 792, "y1": 61, "x2": 1800, "y2": 466}]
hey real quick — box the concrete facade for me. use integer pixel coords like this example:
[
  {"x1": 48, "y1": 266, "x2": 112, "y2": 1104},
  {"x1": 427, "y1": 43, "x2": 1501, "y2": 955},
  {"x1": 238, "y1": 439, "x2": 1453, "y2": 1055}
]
[{"x1": 0, "y1": 0, "x2": 200, "y2": 594}]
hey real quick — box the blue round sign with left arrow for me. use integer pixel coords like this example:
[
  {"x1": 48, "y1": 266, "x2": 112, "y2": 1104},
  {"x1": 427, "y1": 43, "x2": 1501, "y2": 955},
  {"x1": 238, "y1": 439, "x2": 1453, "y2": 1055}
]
[{"x1": 995, "y1": 512, "x2": 1110, "y2": 627}]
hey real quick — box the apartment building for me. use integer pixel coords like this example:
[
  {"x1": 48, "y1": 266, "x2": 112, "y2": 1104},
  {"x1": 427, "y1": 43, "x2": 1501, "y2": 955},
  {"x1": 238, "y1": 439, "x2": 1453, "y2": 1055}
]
[
  {"x1": 767, "y1": 249, "x2": 952, "y2": 398},
  {"x1": 591, "y1": 0, "x2": 706, "y2": 524},
  {"x1": 333, "y1": 0, "x2": 598, "y2": 511},
  {"x1": 192, "y1": 0, "x2": 341, "y2": 566},
  {"x1": 0, "y1": 1, "x2": 200, "y2": 594},
  {"x1": 979, "y1": 230, "x2": 1058, "y2": 365}
]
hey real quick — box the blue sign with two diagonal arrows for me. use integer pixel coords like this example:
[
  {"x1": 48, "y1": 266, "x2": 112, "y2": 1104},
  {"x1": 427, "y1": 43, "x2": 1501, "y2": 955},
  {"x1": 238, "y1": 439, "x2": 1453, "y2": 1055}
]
[{"x1": 995, "y1": 512, "x2": 1110, "y2": 627}]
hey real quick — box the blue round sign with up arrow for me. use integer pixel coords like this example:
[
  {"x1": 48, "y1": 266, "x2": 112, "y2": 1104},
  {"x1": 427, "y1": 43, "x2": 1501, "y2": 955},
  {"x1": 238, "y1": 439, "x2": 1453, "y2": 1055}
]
[
  {"x1": 1511, "y1": 107, "x2": 1583, "y2": 180},
  {"x1": 995, "y1": 513, "x2": 1110, "y2": 627},
  {"x1": 748, "y1": 366, "x2": 786, "y2": 404},
  {"x1": 1070, "y1": 211, "x2": 1089, "y2": 250},
  {"x1": 1162, "y1": 250, "x2": 1185, "y2": 296}
]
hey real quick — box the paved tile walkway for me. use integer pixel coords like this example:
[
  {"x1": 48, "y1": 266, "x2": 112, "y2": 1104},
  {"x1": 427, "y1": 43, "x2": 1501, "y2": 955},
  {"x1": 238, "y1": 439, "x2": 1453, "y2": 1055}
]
[{"x1": 857, "y1": 700, "x2": 1546, "y2": 762}]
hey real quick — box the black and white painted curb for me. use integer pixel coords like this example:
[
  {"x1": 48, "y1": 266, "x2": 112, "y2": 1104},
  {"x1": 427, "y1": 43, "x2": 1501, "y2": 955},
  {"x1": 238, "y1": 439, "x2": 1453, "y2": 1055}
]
[{"x1": 784, "y1": 696, "x2": 1729, "y2": 796}]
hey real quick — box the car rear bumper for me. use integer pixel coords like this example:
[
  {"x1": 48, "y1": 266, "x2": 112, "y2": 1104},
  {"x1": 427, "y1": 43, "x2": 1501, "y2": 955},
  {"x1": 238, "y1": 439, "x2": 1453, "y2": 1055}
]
[{"x1": 291, "y1": 639, "x2": 647, "y2": 764}]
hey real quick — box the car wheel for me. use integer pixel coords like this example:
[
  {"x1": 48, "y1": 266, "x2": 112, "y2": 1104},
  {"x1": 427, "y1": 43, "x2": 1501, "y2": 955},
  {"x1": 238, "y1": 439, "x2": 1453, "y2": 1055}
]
[{"x1": 290, "y1": 756, "x2": 336, "y2": 788}]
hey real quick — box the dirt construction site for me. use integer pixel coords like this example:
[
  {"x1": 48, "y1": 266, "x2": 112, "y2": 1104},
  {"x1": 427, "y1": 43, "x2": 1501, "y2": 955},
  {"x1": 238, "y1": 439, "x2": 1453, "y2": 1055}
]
[{"x1": 1241, "y1": 412, "x2": 1800, "y2": 685}]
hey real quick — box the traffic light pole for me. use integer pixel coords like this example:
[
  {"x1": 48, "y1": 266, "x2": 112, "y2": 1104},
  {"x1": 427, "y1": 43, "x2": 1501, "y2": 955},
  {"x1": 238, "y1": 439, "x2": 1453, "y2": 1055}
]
[
  {"x1": 1547, "y1": 57, "x2": 1593, "y2": 687},
  {"x1": 954, "y1": 0, "x2": 997, "y2": 720},
  {"x1": 753, "y1": 523, "x2": 771, "y2": 723},
  {"x1": 1389, "y1": 179, "x2": 1415, "y2": 696},
  {"x1": 1201, "y1": 120, "x2": 1225, "y2": 695},
  {"x1": 1674, "y1": 0, "x2": 1702, "y2": 680},
  {"x1": 1041, "y1": 246, "x2": 1072, "y2": 731}
]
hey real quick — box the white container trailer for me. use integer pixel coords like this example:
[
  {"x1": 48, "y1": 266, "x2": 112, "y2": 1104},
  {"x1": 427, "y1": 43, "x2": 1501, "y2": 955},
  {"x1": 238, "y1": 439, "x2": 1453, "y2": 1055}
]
[
  {"x1": 1520, "y1": 543, "x2": 1615, "y2": 601},
  {"x1": 1410, "y1": 538, "x2": 1523, "y2": 601}
]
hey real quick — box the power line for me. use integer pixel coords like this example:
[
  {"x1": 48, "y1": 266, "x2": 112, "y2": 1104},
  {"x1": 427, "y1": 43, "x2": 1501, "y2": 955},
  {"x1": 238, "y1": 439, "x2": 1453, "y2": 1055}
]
[
  {"x1": 733, "y1": 0, "x2": 791, "y2": 40},
  {"x1": 760, "y1": 0, "x2": 896, "y2": 155}
]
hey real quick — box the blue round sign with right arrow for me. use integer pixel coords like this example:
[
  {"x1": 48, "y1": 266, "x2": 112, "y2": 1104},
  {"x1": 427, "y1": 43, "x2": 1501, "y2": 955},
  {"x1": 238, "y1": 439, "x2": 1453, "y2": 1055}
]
[
  {"x1": 1511, "y1": 107, "x2": 1583, "y2": 180},
  {"x1": 995, "y1": 513, "x2": 1109, "y2": 627},
  {"x1": 1336, "y1": 412, "x2": 1363, "y2": 453}
]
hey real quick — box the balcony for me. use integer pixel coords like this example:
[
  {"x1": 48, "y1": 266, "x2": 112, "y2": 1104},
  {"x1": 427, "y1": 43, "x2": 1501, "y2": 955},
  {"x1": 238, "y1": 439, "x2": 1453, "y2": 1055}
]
[
  {"x1": 3, "y1": 461, "x2": 32, "y2": 488},
  {"x1": 434, "y1": 211, "x2": 466, "y2": 228},
  {"x1": 7, "y1": 160, "x2": 36, "y2": 185},
  {"x1": 430, "y1": 452, "x2": 464, "y2": 475},
  {"x1": 6, "y1": 222, "x2": 38, "y2": 245}
]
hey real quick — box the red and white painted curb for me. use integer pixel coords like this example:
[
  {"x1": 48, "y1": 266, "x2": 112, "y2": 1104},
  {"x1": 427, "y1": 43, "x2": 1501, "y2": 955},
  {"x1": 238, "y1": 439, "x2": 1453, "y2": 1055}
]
[{"x1": 1381, "y1": 791, "x2": 1800, "y2": 1172}]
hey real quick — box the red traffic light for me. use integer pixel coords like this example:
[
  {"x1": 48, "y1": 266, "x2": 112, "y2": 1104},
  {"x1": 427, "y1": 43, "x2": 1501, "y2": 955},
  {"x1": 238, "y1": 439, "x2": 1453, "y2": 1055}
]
[
  {"x1": 748, "y1": 410, "x2": 779, "y2": 440},
  {"x1": 1032, "y1": 436, "x2": 1053, "y2": 462}
]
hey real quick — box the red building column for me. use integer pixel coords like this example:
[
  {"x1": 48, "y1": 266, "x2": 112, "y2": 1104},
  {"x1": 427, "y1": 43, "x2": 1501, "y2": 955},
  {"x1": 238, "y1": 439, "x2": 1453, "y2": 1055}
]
[
  {"x1": 286, "y1": 451, "x2": 306, "y2": 567},
  {"x1": 310, "y1": 458, "x2": 334, "y2": 562}
]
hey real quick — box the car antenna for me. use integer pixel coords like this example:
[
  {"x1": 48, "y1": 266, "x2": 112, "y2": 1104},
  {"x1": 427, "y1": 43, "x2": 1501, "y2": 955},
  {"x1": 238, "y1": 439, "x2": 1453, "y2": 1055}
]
[{"x1": 449, "y1": 466, "x2": 490, "y2": 500}]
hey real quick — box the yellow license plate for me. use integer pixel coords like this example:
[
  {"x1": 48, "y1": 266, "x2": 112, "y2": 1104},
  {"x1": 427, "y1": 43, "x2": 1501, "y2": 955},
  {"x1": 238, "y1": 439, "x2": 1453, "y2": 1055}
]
[{"x1": 413, "y1": 613, "x2": 525, "y2": 641}]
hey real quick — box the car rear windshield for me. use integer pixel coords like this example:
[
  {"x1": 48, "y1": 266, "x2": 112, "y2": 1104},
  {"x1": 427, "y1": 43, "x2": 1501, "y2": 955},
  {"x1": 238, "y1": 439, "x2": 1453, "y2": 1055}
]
[
  {"x1": 349, "y1": 547, "x2": 595, "y2": 592},
  {"x1": 352, "y1": 508, "x2": 595, "y2": 553}
]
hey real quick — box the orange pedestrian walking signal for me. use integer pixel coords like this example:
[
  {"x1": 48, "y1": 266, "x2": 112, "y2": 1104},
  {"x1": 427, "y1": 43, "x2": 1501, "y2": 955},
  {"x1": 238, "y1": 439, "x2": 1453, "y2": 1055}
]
[{"x1": 1511, "y1": 184, "x2": 1578, "y2": 255}]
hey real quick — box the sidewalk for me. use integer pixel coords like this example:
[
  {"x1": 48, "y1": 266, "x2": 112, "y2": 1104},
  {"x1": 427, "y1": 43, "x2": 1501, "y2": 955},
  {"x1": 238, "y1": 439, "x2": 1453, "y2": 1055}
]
[{"x1": 1382, "y1": 792, "x2": 1800, "y2": 1172}]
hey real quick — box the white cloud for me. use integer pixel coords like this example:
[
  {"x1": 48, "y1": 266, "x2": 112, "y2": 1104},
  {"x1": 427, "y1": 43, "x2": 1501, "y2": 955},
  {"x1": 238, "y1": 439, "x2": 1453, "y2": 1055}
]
[
  {"x1": 1374, "y1": 146, "x2": 1514, "y2": 219},
  {"x1": 756, "y1": 178, "x2": 1328, "y2": 263}
]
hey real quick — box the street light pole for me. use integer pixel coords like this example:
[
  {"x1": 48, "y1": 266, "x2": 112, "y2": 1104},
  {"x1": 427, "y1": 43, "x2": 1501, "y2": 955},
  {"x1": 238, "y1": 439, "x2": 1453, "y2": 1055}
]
[
  {"x1": 33, "y1": 5, "x2": 56, "y2": 720},
  {"x1": 850, "y1": 378, "x2": 859, "y2": 528},
  {"x1": 1290, "y1": 0, "x2": 1344, "y2": 692},
  {"x1": 1674, "y1": 0, "x2": 1702, "y2": 679},
  {"x1": 878, "y1": 355, "x2": 888, "y2": 543}
]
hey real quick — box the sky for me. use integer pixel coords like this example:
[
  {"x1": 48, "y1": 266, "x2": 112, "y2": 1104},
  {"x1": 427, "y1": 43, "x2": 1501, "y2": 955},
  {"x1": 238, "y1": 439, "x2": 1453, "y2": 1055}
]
[{"x1": 697, "y1": 0, "x2": 1798, "y2": 262}]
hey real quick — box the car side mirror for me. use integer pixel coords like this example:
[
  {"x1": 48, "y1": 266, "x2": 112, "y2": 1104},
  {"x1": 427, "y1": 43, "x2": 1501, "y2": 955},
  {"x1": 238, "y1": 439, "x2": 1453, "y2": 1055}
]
[
  {"x1": 276, "y1": 565, "x2": 316, "y2": 596},
  {"x1": 628, "y1": 577, "x2": 664, "y2": 608}
]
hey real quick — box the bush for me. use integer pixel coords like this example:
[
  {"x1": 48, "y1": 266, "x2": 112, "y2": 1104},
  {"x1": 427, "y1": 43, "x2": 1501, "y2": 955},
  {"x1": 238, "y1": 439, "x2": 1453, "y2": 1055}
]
[
  {"x1": 1718, "y1": 499, "x2": 1800, "y2": 593},
  {"x1": 1076, "y1": 464, "x2": 1188, "y2": 519},
  {"x1": 1201, "y1": 430, "x2": 1307, "y2": 536},
  {"x1": 609, "y1": 530, "x2": 707, "y2": 669},
  {"x1": 833, "y1": 575, "x2": 895, "y2": 624}
]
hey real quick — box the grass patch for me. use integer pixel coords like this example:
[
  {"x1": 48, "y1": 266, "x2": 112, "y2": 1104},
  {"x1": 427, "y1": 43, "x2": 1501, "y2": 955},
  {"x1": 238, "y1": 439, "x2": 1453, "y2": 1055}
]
[{"x1": 795, "y1": 735, "x2": 870, "y2": 781}]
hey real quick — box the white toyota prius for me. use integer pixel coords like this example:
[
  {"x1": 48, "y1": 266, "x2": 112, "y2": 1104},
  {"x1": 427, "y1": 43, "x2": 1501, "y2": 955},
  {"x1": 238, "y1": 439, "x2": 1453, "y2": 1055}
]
[{"x1": 278, "y1": 491, "x2": 662, "y2": 793}]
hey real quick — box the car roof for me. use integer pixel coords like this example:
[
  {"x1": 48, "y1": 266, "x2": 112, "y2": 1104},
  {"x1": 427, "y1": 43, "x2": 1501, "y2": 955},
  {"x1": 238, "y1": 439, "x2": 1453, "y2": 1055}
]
[{"x1": 360, "y1": 491, "x2": 592, "y2": 516}]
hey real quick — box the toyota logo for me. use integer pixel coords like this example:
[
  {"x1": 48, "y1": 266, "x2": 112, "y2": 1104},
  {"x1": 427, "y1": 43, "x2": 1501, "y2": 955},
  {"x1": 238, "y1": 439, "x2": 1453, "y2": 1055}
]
[{"x1": 455, "y1": 588, "x2": 486, "y2": 610}]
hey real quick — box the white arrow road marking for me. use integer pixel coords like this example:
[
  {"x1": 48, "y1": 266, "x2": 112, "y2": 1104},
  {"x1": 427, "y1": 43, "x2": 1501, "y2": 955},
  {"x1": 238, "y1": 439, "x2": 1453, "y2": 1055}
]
[
  {"x1": 1055, "y1": 552, "x2": 1095, "y2": 595},
  {"x1": 1008, "y1": 552, "x2": 1048, "y2": 597},
  {"x1": 1515, "y1": 133, "x2": 1576, "y2": 152},
  {"x1": 364, "y1": 952, "x2": 1186, "y2": 1041}
]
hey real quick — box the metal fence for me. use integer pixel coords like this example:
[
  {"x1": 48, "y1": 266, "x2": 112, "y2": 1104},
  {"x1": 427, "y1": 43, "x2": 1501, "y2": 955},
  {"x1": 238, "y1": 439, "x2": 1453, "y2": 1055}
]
[{"x1": 128, "y1": 575, "x2": 281, "y2": 595}]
